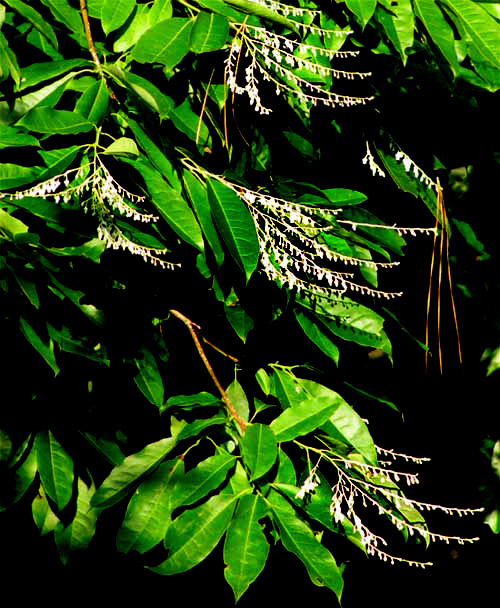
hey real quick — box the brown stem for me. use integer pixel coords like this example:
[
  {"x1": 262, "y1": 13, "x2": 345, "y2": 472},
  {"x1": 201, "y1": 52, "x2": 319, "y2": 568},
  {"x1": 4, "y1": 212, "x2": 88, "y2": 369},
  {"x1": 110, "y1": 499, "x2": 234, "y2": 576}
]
[
  {"x1": 169, "y1": 309, "x2": 247, "y2": 434},
  {"x1": 80, "y1": 0, "x2": 102, "y2": 74}
]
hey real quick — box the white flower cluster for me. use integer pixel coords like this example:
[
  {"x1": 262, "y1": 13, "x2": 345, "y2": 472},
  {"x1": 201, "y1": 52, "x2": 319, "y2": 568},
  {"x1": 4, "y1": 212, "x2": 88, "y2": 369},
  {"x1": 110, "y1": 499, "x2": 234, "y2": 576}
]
[
  {"x1": 225, "y1": 19, "x2": 372, "y2": 115},
  {"x1": 324, "y1": 449, "x2": 483, "y2": 567},
  {"x1": 4, "y1": 157, "x2": 177, "y2": 269},
  {"x1": 395, "y1": 149, "x2": 436, "y2": 190},
  {"x1": 362, "y1": 141, "x2": 386, "y2": 178}
]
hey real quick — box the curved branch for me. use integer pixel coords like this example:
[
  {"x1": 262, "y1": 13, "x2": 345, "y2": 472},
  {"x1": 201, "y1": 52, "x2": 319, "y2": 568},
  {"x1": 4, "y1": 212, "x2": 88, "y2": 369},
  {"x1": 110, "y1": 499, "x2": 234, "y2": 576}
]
[{"x1": 169, "y1": 309, "x2": 247, "y2": 434}]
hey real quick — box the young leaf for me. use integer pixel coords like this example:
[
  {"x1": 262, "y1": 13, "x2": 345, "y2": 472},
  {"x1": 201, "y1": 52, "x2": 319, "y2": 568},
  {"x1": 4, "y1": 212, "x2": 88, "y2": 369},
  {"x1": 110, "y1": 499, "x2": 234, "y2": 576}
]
[
  {"x1": 32, "y1": 485, "x2": 61, "y2": 535},
  {"x1": 91, "y1": 436, "x2": 177, "y2": 509},
  {"x1": 116, "y1": 458, "x2": 184, "y2": 554},
  {"x1": 190, "y1": 11, "x2": 229, "y2": 54},
  {"x1": 103, "y1": 137, "x2": 140, "y2": 157},
  {"x1": 35, "y1": 430, "x2": 74, "y2": 511},
  {"x1": 240, "y1": 423, "x2": 277, "y2": 481},
  {"x1": 132, "y1": 17, "x2": 194, "y2": 70},
  {"x1": 101, "y1": 0, "x2": 136, "y2": 35},
  {"x1": 54, "y1": 477, "x2": 98, "y2": 564},
  {"x1": 169, "y1": 453, "x2": 236, "y2": 509},
  {"x1": 0, "y1": 445, "x2": 37, "y2": 512},
  {"x1": 224, "y1": 493, "x2": 270, "y2": 602},
  {"x1": 207, "y1": 178, "x2": 260, "y2": 283},
  {"x1": 226, "y1": 379, "x2": 250, "y2": 426},
  {"x1": 268, "y1": 490, "x2": 343, "y2": 600},
  {"x1": 269, "y1": 395, "x2": 337, "y2": 442},
  {"x1": 153, "y1": 491, "x2": 244, "y2": 575}
]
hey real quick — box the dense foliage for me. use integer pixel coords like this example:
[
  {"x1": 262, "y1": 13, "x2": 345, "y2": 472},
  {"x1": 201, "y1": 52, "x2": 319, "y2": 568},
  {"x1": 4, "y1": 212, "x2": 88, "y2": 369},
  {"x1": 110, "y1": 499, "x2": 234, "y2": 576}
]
[{"x1": 1, "y1": 0, "x2": 499, "y2": 603}]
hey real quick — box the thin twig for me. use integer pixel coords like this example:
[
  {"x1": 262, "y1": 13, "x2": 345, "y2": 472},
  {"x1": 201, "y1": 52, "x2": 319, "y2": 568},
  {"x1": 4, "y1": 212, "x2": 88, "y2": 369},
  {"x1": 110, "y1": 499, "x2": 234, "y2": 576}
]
[
  {"x1": 169, "y1": 309, "x2": 247, "y2": 434},
  {"x1": 80, "y1": 0, "x2": 103, "y2": 75}
]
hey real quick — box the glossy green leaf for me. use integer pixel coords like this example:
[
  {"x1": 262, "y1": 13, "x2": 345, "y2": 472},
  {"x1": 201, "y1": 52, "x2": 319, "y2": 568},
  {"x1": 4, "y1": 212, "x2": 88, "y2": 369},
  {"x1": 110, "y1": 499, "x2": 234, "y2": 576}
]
[
  {"x1": 169, "y1": 98, "x2": 209, "y2": 145},
  {"x1": 19, "y1": 60, "x2": 86, "y2": 91},
  {"x1": 101, "y1": 0, "x2": 136, "y2": 35},
  {"x1": 103, "y1": 137, "x2": 140, "y2": 157},
  {"x1": 170, "y1": 453, "x2": 236, "y2": 509},
  {"x1": 152, "y1": 490, "x2": 241, "y2": 575},
  {"x1": 10, "y1": 268, "x2": 40, "y2": 309},
  {"x1": 241, "y1": 424, "x2": 277, "y2": 480},
  {"x1": 346, "y1": 0, "x2": 377, "y2": 27},
  {"x1": 0, "y1": 445, "x2": 37, "y2": 512},
  {"x1": 269, "y1": 394, "x2": 337, "y2": 442},
  {"x1": 91, "y1": 436, "x2": 177, "y2": 509},
  {"x1": 32, "y1": 485, "x2": 61, "y2": 535},
  {"x1": 116, "y1": 458, "x2": 184, "y2": 554},
  {"x1": 35, "y1": 430, "x2": 74, "y2": 511},
  {"x1": 113, "y1": 4, "x2": 151, "y2": 52},
  {"x1": 132, "y1": 18, "x2": 194, "y2": 70},
  {"x1": 184, "y1": 171, "x2": 224, "y2": 265},
  {"x1": 132, "y1": 159, "x2": 204, "y2": 251},
  {"x1": 0, "y1": 164, "x2": 42, "y2": 190},
  {"x1": 443, "y1": 0, "x2": 500, "y2": 69},
  {"x1": 16, "y1": 108, "x2": 93, "y2": 135},
  {"x1": 414, "y1": 0, "x2": 461, "y2": 74},
  {"x1": 133, "y1": 346, "x2": 164, "y2": 408},
  {"x1": 295, "y1": 310, "x2": 339, "y2": 365},
  {"x1": 224, "y1": 493, "x2": 269, "y2": 602},
  {"x1": 295, "y1": 378, "x2": 377, "y2": 465},
  {"x1": 0, "y1": 126, "x2": 39, "y2": 149},
  {"x1": 274, "y1": 448, "x2": 296, "y2": 485},
  {"x1": 0, "y1": 31, "x2": 20, "y2": 86},
  {"x1": 55, "y1": 477, "x2": 98, "y2": 564},
  {"x1": 75, "y1": 78, "x2": 109, "y2": 124},
  {"x1": 176, "y1": 415, "x2": 226, "y2": 441},
  {"x1": 270, "y1": 368, "x2": 305, "y2": 409},
  {"x1": 376, "y1": 0, "x2": 415, "y2": 64},
  {"x1": 320, "y1": 188, "x2": 367, "y2": 206},
  {"x1": 164, "y1": 391, "x2": 221, "y2": 410},
  {"x1": 39, "y1": 0, "x2": 86, "y2": 45},
  {"x1": 268, "y1": 490, "x2": 343, "y2": 600},
  {"x1": 226, "y1": 379, "x2": 249, "y2": 427},
  {"x1": 207, "y1": 178, "x2": 260, "y2": 283},
  {"x1": 190, "y1": 12, "x2": 229, "y2": 53},
  {"x1": 224, "y1": 288, "x2": 254, "y2": 342},
  {"x1": 19, "y1": 318, "x2": 59, "y2": 375},
  {"x1": 4, "y1": 0, "x2": 58, "y2": 49}
]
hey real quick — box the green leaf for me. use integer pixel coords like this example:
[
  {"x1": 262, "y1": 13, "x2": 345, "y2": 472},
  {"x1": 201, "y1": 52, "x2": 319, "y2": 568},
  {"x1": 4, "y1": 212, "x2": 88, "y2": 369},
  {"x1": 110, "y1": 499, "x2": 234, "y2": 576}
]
[
  {"x1": 4, "y1": 0, "x2": 58, "y2": 49},
  {"x1": 103, "y1": 137, "x2": 140, "y2": 157},
  {"x1": 376, "y1": 0, "x2": 415, "y2": 64},
  {"x1": 132, "y1": 17, "x2": 194, "y2": 70},
  {"x1": 241, "y1": 424, "x2": 277, "y2": 480},
  {"x1": 35, "y1": 430, "x2": 74, "y2": 511},
  {"x1": 226, "y1": 379, "x2": 250, "y2": 427},
  {"x1": 101, "y1": 0, "x2": 136, "y2": 35},
  {"x1": 270, "y1": 368, "x2": 305, "y2": 409},
  {"x1": 0, "y1": 125, "x2": 39, "y2": 149},
  {"x1": 32, "y1": 486, "x2": 61, "y2": 535},
  {"x1": 170, "y1": 453, "x2": 236, "y2": 509},
  {"x1": 54, "y1": 477, "x2": 98, "y2": 564},
  {"x1": 224, "y1": 288, "x2": 254, "y2": 342},
  {"x1": 74, "y1": 78, "x2": 109, "y2": 124},
  {"x1": 134, "y1": 346, "x2": 165, "y2": 408},
  {"x1": 414, "y1": 0, "x2": 461, "y2": 74},
  {"x1": 0, "y1": 164, "x2": 42, "y2": 190},
  {"x1": 131, "y1": 159, "x2": 204, "y2": 251},
  {"x1": 346, "y1": 0, "x2": 377, "y2": 28},
  {"x1": 39, "y1": 0, "x2": 86, "y2": 46},
  {"x1": 224, "y1": 493, "x2": 269, "y2": 602},
  {"x1": 274, "y1": 448, "x2": 297, "y2": 485},
  {"x1": 207, "y1": 178, "x2": 260, "y2": 283},
  {"x1": 268, "y1": 490, "x2": 343, "y2": 600},
  {"x1": 164, "y1": 391, "x2": 221, "y2": 410},
  {"x1": 169, "y1": 98, "x2": 210, "y2": 145},
  {"x1": 184, "y1": 171, "x2": 224, "y2": 266},
  {"x1": 47, "y1": 239, "x2": 106, "y2": 264},
  {"x1": 113, "y1": 4, "x2": 151, "y2": 52},
  {"x1": 443, "y1": 0, "x2": 500, "y2": 69},
  {"x1": 116, "y1": 458, "x2": 184, "y2": 554},
  {"x1": 269, "y1": 394, "x2": 337, "y2": 442},
  {"x1": 191, "y1": 12, "x2": 229, "y2": 53},
  {"x1": 19, "y1": 318, "x2": 59, "y2": 375},
  {"x1": 91, "y1": 437, "x2": 177, "y2": 509},
  {"x1": 19, "y1": 60, "x2": 86, "y2": 91},
  {"x1": 152, "y1": 490, "x2": 241, "y2": 575},
  {"x1": 16, "y1": 108, "x2": 93, "y2": 135},
  {"x1": 127, "y1": 118, "x2": 180, "y2": 188},
  {"x1": 0, "y1": 31, "x2": 20, "y2": 86},
  {"x1": 295, "y1": 379, "x2": 377, "y2": 465},
  {"x1": 0, "y1": 445, "x2": 37, "y2": 512},
  {"x1": 295, "y1": 310, "x2": 339, "y2": 365},
  {"x1": 320, "y1": 188, "x2": 367, "y2": 206},
  {"x1": 176, "y1": 415, "x2": 227, "y2": 441}
]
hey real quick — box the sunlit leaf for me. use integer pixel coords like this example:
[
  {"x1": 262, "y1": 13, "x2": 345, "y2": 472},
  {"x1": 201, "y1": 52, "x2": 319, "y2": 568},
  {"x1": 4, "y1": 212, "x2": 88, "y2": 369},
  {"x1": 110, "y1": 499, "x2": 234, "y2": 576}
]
[
  {"x1": 4, "y1": 0, "x2": 58, "y2": 49},
  {"x1": 346, "y1": 0, "x2": 377, "y2": 28},
  {"x1": 35, "y1": 430, "x2": 74, "y2": 511},
  {"x1": 0, "y1": 445, "x2": 37, "y2": 512},
  {"x1": 191, "y1": 12, "x2": 229, "y2": 53},
  {"x1": 132, "y1": 17, "x2": 194, "y2": 70},
  {"x1": 16, "y1": 108, "x2": 93, "y2": 135},
  {"x1": 241, "y1": 424, "x2": 277, "y2": 480},
  {"x1": 101, "y1": 0, "x2": 136, "y2": 35}
]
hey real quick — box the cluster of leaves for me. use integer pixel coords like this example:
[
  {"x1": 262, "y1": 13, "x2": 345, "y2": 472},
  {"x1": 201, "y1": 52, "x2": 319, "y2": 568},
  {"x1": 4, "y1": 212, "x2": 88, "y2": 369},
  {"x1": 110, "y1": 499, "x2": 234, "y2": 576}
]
[{"x1": 1, "y1": 0, "x2": 498, "y2": 603}]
